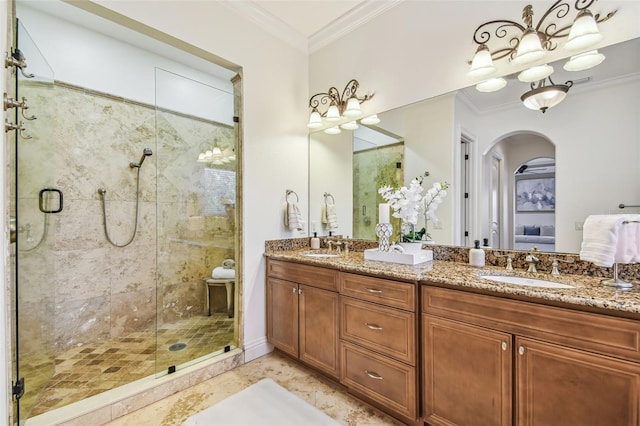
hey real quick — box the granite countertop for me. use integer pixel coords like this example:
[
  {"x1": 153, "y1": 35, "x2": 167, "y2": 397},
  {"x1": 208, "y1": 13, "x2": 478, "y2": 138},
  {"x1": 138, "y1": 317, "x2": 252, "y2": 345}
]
[{"x1": 265, "y1": 249, "x2": 640, "y2": 316}]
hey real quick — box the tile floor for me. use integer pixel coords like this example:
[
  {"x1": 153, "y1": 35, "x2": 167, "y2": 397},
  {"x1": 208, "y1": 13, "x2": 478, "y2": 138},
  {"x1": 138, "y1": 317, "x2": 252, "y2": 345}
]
[
  {"x1": 105, "y1": 351, "x2": 403, "y2": 426},
  {"x1": 19, "y1": 314, "x2": 235, "y2": 418}
]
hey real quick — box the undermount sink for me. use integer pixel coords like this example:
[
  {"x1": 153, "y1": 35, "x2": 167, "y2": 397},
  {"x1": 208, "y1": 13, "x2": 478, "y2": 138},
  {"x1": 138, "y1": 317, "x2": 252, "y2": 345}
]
[
  {"x1": 481, "y1": 275, "x2": 575, "y2": 289},
  {"x1": 300, "y1": 251, "x2": 340, "y2": 258}
]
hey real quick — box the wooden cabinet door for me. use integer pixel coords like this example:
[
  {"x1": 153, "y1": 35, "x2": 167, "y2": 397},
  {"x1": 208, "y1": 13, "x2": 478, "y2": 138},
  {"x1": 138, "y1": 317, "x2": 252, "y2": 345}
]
[
  {"x1": 299, "y1": 284, "x2": 340, "y2": 378},
  {"x1": 266, "y1": 277, "x2": 298, "y2": 358},
  {"x1": 517, "y1": 337, "x2": 640, "y2": 426},
  {"x1": 423, "y1": 315, "x2": 512, "y2": 426}
]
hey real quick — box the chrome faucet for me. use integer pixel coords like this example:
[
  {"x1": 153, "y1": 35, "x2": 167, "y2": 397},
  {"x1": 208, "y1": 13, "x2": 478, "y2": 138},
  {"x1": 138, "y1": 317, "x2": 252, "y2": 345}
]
[{"x1": 525, "y1": 247, "x2": 539, "y2": 273}]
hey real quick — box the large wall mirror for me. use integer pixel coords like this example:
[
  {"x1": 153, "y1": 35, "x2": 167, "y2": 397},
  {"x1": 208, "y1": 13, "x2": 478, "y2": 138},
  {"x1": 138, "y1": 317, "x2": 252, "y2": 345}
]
[{"x1": 309, "y1": 37, "x2": 640, "y2": 255}]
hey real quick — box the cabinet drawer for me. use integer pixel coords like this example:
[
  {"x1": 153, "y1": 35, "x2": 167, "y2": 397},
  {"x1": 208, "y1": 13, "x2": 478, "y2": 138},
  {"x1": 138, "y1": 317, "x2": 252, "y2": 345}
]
[
  {"x1": 423, "y1": 286, "x2": 640, "y2": 363},
  {"x1": 267, "y1": 259, "x2": 338, "y2": 291},
  {"x1": 340, "y1": 273, "x2": 415, "y2": 311},
  {"x1": 341, "y1": 297, "x2": 415, "y2": 365},
  {"x1": 340, "y1": 341, "x2": 417, "y2": 420}
]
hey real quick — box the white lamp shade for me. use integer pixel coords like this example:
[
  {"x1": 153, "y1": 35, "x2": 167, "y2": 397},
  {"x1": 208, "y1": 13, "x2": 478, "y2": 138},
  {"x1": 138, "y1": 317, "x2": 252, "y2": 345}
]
[
  {"x1": 563, "y1": 50, "x2": 605, "y2": 71},
  {"x1": 512, "y1": 28, "x2": 545, "y2": 65},
  {"x1": 343, "y1": 97, "x2": 362, "y2": 117},
  {"x1": 565, "y1": 9, "x2": 603, "y2": 51},
  {"x1": 518, "y1": 64, "x2": 554, "y2": 83},
  {"x1": 324, "y1": 126, "x2": 341, "y2": 135},
  {"x1": 467, "y1": 44, "x2": 496, "y2": 78},
  {"x1": 340, "y1": 121, "x2": 359, "y2": 130},
  {"x1": 325, "y1": 104, "x2": 341, "y2": 122},
  {"x1": 475, "y1": 77, "x2": 507, "y2": 93},
  {"x1": 212, "y1": 146, "x2": 222, "y2": 156},
  {"x1": 197, "y1": 153, "x2": 207, "y2": 162},
  {"x1": 360, "y1": 114, "x2": 380, "y2": 125},
  {"x1": 307, "y1": 110, "x2": 322, "y2": 128},
  {"x1": 521, "y1": 84, "x2": 570, "y2": 112}
]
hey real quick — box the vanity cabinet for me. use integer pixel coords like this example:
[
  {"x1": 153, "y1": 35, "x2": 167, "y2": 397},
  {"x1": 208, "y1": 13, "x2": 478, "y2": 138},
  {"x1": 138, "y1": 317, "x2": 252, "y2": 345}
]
[
  {"x1": 266, "y1": 259, "x2": 340, "y2": 379},
  {"x1": 422, "y1": 285, "x2": 640, "y2": 426},
  {"x1": 339, "y1": 273, "x2": 419, "y2": 423}
]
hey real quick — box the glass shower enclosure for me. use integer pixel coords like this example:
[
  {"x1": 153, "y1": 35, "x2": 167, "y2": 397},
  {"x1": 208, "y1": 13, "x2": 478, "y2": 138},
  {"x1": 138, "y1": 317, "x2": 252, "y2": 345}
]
[{"x1": 11, "y1": 3, "x2": 240, "y2": 423}]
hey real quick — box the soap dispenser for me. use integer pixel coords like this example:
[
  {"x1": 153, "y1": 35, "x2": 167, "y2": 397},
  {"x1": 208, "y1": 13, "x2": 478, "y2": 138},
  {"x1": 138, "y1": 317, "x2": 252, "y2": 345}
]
[
  {"x1": 310, "y1": 232, "x2": 320, "y2": 250},
  {"x1": 469, "y1": 240, "x2": 485, "y2": 268}
]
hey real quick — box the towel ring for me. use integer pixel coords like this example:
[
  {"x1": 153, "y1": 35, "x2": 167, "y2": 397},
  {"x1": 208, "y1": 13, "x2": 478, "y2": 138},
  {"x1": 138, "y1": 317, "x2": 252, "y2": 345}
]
[
  {"x1": 286, "y1": 189, "x2": 299, "y2": 203},
  {"x1": 324, "y1": 192, "x2": 335, "y2": 204}
]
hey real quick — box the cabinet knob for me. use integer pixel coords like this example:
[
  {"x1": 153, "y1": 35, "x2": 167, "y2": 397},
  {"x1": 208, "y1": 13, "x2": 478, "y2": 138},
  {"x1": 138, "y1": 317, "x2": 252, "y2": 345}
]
[
  {"x1": 292, "y1": 288, "x2": 296, "y2": 294},
  {"x1": 518, "y1": 346, "x2": 525, "y2": 355},
  {"x1": 365, "y1": 370, "x2": 383, "y2": 380},
  {"x1": 298, "y1": 289, "x2": 302, "y2": 295},
  {"x1": 501, "y1": 342, "x2": 507, "y2": 351},
  {"x1": 366, "y1": 288, "x2": 383, "y2": 294},
  {"x1": 365, "y1": 323, "x2": 383, "y2": 331}
]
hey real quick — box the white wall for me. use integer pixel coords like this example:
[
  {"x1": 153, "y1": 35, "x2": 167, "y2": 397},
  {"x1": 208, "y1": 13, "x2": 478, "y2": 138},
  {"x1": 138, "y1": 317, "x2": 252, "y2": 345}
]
[{"x1": 309, "y1": 131, "x2": 353, "y2": 238}]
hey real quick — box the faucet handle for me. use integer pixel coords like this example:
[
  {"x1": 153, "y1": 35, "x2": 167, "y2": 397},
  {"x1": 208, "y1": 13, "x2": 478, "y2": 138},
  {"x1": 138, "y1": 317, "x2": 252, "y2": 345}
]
[
  {"x1": 550, "y1": 257, "x2": 575, "y2": 276},
  {"x1": 493, "y1": 252, "x2": 514, "y2": 271}
]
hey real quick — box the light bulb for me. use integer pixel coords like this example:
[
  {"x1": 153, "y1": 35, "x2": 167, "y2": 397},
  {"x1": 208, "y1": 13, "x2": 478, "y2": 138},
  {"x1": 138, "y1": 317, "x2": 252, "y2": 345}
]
[
  {"x1": 565, "y1": 9, "x2": 603, "y2": 51},
  {"x1": 343, "y1": 97, "x2": 362, "y2": 117},
  {"x1": 307, "y1": 110, "x2": 322, "y2": 128},
  {"x1": 325, "y1": 104, "x2": 341, "y2": 122},
  {"x1": 512, "y1": 28, "x2": 545, "y2": 65}
]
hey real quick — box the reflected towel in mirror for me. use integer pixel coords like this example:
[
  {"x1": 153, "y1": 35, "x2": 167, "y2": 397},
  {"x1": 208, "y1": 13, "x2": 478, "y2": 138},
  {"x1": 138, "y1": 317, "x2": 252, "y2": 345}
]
[{"x1": 579, "y1": 215, "x2": 634, "y2": 267}]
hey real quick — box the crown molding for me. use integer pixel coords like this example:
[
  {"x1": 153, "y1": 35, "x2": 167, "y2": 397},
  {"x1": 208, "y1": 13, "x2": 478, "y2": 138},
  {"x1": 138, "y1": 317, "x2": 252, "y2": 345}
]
[
  {"x1": 219, "y1": 1, "x2": 308, "y2": 54},
  {"x1": 221, "y1": 1, "x2": 403, "y2": 55},
  {"x1": 309, "y1": 0, "x2": 404, "y2": 53}
]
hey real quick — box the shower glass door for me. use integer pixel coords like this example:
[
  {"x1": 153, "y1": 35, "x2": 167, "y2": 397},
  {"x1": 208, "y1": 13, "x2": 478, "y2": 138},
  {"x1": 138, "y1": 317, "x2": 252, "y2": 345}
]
[
  {"x1": 13, "y1": 19, "x2": 57, "y2": 423},
  {"x1": 154, "y1": 68, "x2": 238, "y2": 375}
]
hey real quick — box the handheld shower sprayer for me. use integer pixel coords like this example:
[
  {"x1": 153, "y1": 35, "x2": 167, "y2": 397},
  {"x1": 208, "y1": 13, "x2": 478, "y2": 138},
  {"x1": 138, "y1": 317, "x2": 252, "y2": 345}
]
[{"x1": 130, "y1": 148, "x2": 153, "y2": 168}]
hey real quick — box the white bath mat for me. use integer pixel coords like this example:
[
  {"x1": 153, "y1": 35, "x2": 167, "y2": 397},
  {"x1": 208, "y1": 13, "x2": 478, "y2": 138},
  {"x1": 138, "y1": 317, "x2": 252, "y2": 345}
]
[{"x1": 183, "y1": 378, "x2": 341, "y2": 425}]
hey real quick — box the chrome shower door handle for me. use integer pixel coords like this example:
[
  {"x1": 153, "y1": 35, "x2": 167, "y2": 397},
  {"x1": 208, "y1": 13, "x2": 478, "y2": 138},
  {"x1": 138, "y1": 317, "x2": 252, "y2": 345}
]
[{"x1": 39, "y1": 188, "x2": 63, "y2": 213}]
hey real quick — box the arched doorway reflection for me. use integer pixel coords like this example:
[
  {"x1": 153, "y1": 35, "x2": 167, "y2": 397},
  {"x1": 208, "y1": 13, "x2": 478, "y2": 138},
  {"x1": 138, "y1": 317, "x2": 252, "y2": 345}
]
[{"x1": 485, "y1": 132, "x2": 555, "y2": 251}]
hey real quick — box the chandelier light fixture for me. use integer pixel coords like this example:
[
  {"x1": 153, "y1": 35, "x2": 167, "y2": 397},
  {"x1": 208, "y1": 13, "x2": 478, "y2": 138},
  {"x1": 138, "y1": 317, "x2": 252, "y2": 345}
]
[
  {"x1": 307, "y1": 79, "x2": 375, "y2": 134},
  {"x1": 521, "y1": 76, "x2": 573, "y2": 113},
  {"x1": 466, "y1": 0, "x2": 615, "y2": 111}
]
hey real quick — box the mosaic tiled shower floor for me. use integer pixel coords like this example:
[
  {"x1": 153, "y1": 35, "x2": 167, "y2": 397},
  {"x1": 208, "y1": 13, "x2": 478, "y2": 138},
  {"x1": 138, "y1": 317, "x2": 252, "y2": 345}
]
[{"x1": 19, "y1": 314, "x2": 235, "y2": 418}]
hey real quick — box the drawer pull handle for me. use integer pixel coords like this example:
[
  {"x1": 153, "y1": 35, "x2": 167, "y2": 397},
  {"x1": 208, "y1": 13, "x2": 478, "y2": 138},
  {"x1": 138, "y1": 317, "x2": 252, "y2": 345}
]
[
  {"x1": 365, "y1": 370, "x2": 383, "y2": 380},
  {"x1": 365, "y1": 323, "x2": 383, "y2": 331},
  {"x1": 501, "y1": 342, "x2": 507, "y2": 351},
  {"x1": 519, "y1": 346, "x2": 525, "y2": 355},
  {"x1": 366, "y1": 288, "x2": 382, "y2": 294}
]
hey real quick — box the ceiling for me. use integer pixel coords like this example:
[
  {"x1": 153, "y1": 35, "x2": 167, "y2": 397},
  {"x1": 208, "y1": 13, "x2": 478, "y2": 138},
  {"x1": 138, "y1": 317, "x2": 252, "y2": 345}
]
[{"x1": 250, "y1": 0, "x2": 369, "y2": 38}]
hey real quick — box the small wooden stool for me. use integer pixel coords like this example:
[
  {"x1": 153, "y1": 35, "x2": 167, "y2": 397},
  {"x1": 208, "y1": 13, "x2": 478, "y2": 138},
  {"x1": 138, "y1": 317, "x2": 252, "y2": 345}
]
[{"x1": 204, "y1": 278, "x2": 234, "y2": 318}]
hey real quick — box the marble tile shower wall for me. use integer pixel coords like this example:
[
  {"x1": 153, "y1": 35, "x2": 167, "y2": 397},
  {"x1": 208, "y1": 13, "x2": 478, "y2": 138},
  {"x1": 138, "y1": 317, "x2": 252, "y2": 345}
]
[
  {"x1": 17, "y1": 81, "x2": 235, "y2": 354},
  {"x1": 353, "y1": 144, "x2": 403, "y2": 240}
]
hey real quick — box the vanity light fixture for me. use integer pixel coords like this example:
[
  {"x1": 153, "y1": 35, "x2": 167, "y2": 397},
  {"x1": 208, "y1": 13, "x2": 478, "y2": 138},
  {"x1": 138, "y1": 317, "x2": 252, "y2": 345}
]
[
  {"x1": 307, "y1": 79, "x2": 374, "y2": 129},
  {"x1": 467, "y1": 0, "x2": 615, "y2": 92},
  {"x1": 360, "y1": 114, "x2": 380, "y2": 125},
  {"x1": 563, "y1": 50, "x2": 605, "y2": 71},
  {"x1": 475, "y1": 77, "x2": 507, "y2": 93},
  {"x1": 340, "y1": 121, "x2": 359, "y2": 131},
  {"x1": 521, "y1": 76, "x2": 573, "y2": 113},
  {"x1": 197, "y1": 141, "x2": 235, "y2": 165}
]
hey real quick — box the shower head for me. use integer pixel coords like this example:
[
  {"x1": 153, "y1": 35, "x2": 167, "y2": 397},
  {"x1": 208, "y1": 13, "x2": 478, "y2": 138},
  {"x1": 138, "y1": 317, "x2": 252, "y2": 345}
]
[{"x1": 130, "y1": 148, "x2": 153, "y2": 168}]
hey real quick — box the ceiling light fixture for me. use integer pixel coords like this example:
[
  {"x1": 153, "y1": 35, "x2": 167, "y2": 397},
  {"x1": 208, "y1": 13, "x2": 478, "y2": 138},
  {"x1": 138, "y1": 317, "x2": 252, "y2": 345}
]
[
  {"x1": 307, "y1": 79, "x2": 374, "y2": 129},
  {"x1": 521, "y1": 76, "x2": 573, "y2": 113}
]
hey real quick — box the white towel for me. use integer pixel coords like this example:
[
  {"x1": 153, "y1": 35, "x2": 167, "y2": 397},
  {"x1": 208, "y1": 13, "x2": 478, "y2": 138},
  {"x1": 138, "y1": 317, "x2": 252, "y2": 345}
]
[
  {"x1": 212, "y1": 267, "x2": 235, "y2": 279},
  {"x1": 322, "y1": 203, "x2": 339, "y2": 229},
  {"x1": 284, "y1": 201, "x2": 305, "y2": 232},
  {"x1": 579, "y1": 215, "x2": 629, "y2": 267},
  {"x1": 614, "y1": 215, "x2": 640, "y2": 264}
]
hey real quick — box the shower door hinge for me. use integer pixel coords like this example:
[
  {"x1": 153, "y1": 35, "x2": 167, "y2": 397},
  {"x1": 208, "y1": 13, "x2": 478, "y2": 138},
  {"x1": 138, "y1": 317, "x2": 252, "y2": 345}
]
[{"x1": 12, "y1": 378, "x2": 24, "y2": 400}]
